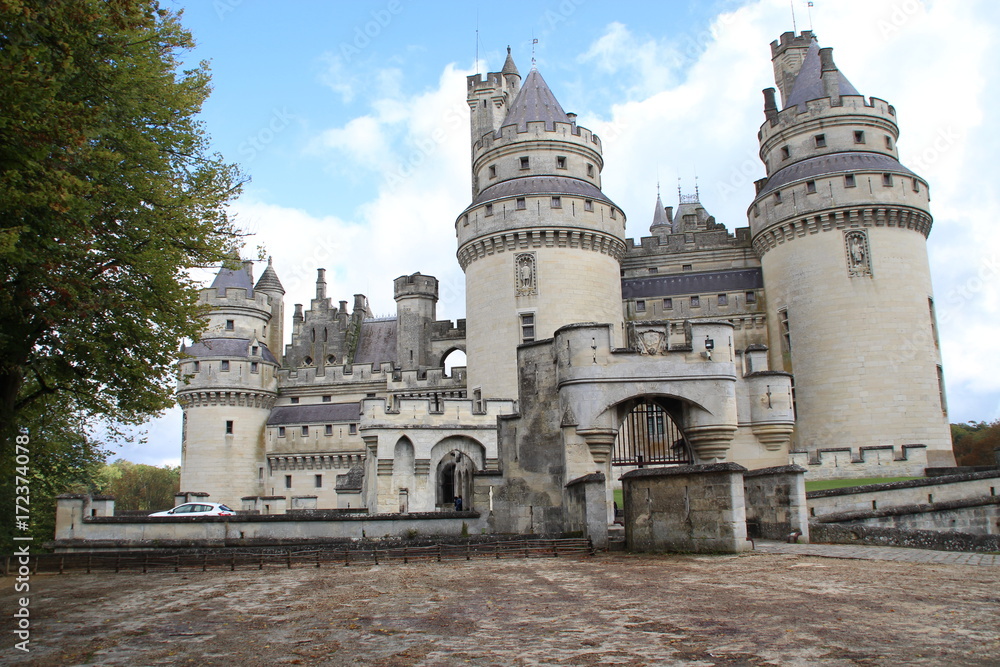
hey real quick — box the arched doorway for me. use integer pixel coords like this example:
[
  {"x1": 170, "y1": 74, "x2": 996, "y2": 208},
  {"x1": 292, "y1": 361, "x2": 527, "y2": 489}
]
[
  {"x1": 435, "y1": 450, "x2": 475, "y2": 510},
  {"x1": 613, "y1": 398, "x2": 692, "y2": 468}
]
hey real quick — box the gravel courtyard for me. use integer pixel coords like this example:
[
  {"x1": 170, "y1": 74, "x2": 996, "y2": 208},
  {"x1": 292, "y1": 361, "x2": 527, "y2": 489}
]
[{"x1": 3, "y1": 550, "x2": 998, "y2": 666}]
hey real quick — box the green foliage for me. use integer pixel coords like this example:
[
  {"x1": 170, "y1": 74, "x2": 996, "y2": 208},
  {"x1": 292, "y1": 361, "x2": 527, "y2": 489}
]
[
  {"x1": 0, "y1": 1, "x2": 245, "y2": 445},
  {"x1": 951, "y1": 420, "x2": 1000, "y2": 467},
  {"x1": 97, "y1": 459, "x2": 179, "y2": 511}
]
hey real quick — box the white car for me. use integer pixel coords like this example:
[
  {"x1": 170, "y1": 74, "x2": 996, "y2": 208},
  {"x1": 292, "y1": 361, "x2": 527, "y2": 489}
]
[{"x1": 149, "y1": 502, "x2": 236, "y2": 517}]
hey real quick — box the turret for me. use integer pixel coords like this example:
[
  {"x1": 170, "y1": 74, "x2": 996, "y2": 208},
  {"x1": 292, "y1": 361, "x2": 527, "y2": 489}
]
[
  {"x1": 254, "y1": 257, "x2": 285, "y2": 366},
  {"x1": 748, "y1": 33, "x2": 954, "y2": 467},
  {"x1": 458, "y1": 56, "x2": 626, "y2": 399},
  {"x1": 394, "y1": 272, "x2": 439, "y2": 370}
]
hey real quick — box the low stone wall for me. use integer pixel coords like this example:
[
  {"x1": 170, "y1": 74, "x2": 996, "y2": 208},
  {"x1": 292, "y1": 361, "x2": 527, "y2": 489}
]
[
  {"x1": 810, "y1": 522, "x2": 1000, "y2": 553},
  {"x1": 807, "y1": 470, "x2": 1000, "y2": 518},
  {"x1": 563, "y1": 473, "x2": 608, "y2": 548},
  {"x1": 790, "y1": 445, "x2": 927, "y2": 481},
  {"x1": 743, "y1": 465, "x2": 809, "y2": 542},
  {"x1": 53, "y1": 496, "x2": 484, "y2": 552},
  {"x1": 622, "y1": 463, "x2": 752, "y2": 554},
  {"x1": 813, "y1": 496, "x2": 1000, "y2": 536}
]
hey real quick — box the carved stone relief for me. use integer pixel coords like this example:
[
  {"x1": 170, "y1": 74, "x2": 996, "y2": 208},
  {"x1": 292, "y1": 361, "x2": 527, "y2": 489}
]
[
  {"x1": 844, "y1": 230, "x2": 873, "y2": 278},
  {"x1": 515, "y1": 252, "x2": 537, "y2": 296}
]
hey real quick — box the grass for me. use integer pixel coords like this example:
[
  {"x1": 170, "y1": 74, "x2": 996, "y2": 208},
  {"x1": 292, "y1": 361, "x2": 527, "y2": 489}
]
[
  {"x1": 805, "y1": 476, "x2": 920, "y2": 492},
  {"x1": 613, "y1": 489, "x2": 623, "y2": 508}
]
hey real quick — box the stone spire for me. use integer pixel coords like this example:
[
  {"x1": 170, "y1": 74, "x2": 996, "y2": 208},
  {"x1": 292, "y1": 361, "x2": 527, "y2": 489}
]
[
  {"x1": 501, "y1": 45, "x2": 519, "y2": 77},
  {"x1": 254, "y1": 256, "x2": 285, "y2": 294},
  {"x1": 650, "y1": 189, "x2": 670, "y2": 231}
]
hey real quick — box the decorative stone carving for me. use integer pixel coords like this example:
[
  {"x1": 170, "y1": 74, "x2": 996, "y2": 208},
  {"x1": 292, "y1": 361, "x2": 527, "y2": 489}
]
[
  {"x1": 515, "y1": 252, "x2": 537, "y2": 295},
  {"x1": 636, "y1": 329, "x2": 667, "y2": 355},
  {"x1": 844, "y1": 230, "x2": 873, "y2": 278}
]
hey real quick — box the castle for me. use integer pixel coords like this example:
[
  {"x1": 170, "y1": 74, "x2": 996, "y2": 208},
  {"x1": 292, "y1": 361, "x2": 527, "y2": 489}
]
[{"x1": 175, "y1": 32, "x2": 955, "y2": 532}]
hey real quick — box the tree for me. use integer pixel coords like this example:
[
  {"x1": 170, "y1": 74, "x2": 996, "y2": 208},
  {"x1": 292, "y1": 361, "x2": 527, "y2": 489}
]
[
  {"x1": 0, "y1": 1, "x2": 245, "y2": 445},
  {"x1": 98, "y1": 459, "x2": 179, "y2": 511},
  {"x1": 951, "y1": 420, "x2": 1000, "y2": 467}
]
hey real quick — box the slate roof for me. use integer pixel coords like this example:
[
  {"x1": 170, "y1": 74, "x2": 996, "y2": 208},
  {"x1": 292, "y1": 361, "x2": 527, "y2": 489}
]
[
  {"x1": 354, "y1": 318, "x2": 397, "y2": 366},
  {"x1": 650, "y1": 192, "x2": 670, "y2": 229},
  {"x1": 497, "y1": 68, "x2": 570, "y2": 134},
  {"x1": 622, "y1": 269, "x2": 764, "y2": 299},
  {"x1": 472, "y1": 176, "x2": 615, "y2": 207},
  {"x1": 757, "y1": 152, "x2": 916, "y2": 198},
  {"x1": 254, "y1": 257, "x2": 284, "y2": 294},
  {"x1": 784, "y1": 39, "x2": 860, "y2": 110},
  {"x1": 210, "y1": 263, "x2": 254, "y2": 295},
  {"x1": 185, "y1": 338, "x2": 278, "y2": 363},
  {"x1": 501, "y1": 47, "x2": 519, "y2": 76},
  {"x1": 336, "y1": 465, "x2": 364, "y2": 491},
  {"x1": 266, "y1": 402, "x2": 360, "y2": 426}
]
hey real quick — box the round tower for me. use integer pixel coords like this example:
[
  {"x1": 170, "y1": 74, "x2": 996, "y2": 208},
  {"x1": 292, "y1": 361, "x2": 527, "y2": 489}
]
[
  {"x1": 459, "y1": 61, "x2": 626, "y2": 399},
  {"x1": 254, "y1": 256, "x2": 285, "y2": 366},
  {"x1": 394, "y1": 272, "x2": 439, "y2": 370},
  {"x1": 749, "y1": 33, "x2": 954, "y2": 466},
  {"x1": 177, "y1": 260, "x2": 279, "y2": 507}
]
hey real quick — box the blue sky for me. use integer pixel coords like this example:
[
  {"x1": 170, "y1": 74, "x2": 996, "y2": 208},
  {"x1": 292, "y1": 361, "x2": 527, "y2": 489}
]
[{"x1": 121, "y1": 0, "x2": 1000, "y2": 465}]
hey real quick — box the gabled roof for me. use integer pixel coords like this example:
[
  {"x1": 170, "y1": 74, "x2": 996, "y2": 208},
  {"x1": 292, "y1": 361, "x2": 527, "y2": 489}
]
[
  {"x1": 254, "y1": 257, "x2": 284, "y2": 294},
  {"x1": 784, "y1": 39, "x2": 860, "y2": 110},
  {"x1": 210, "y1": 261, "x2": 254, "y2": 295},
  {"x1": 497, "y1": 68, "x2": 569, "y2": 134}
]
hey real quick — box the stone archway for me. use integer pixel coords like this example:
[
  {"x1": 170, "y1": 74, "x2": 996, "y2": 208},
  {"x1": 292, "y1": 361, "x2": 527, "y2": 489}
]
[{"x1": 430, "y1": 436, "x2": 485, "y2": 510}]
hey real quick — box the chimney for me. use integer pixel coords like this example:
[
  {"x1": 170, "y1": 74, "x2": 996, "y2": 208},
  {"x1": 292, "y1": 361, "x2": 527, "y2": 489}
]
[
  {"x1": 316, "y1": 268, "x2": 327, "y2": 300},
  {"x1": 819, "y1": 47, "x2": 841, "y2": 105},
  {"x1": 763, "y1": 87, "x2": 778, "y2": 121}
]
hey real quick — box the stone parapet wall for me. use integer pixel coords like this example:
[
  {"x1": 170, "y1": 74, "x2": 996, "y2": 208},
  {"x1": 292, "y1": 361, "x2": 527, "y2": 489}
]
[
  {"x1": 807, "y1": 470, "x2": 1000, "y2": 517},
  {"x1": 791, "y1": 445, "x2": 928, "y2": 481},
  {"x1": 743, "y1": 465, "x2": 809, "y2": 541},
  {"x1": 810, "y1": 522, "x2": 1000, "y2": 553}
]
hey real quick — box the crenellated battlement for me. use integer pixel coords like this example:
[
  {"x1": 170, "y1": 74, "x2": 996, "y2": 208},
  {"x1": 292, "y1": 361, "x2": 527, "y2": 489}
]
[
  {"x1": 473, "y1": 119, "x2": 600, "y2": 159},
  {"x1": 360, "y1": 395, "x2": 515, "y2": 423},
  {"x1": 759, "y1": 95, "x2": 897, "y2": 146},
  {"x1": 278, "y1": 361, "x2": 393, "y2": 388},
  {"x1": 791, "y1": 445, "x2": 928, "y2": 480},
  {"x1": 466, "y1": 71, "x2": 504, "y2": 91},
  {"x1": 200, "y1": 285, "x2": 273, "y2": 313}
]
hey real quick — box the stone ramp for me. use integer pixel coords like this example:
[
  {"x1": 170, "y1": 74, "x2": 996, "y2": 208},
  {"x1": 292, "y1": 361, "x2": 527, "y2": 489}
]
[{"x1": 754, "y1": 540, "x2": 1000, "y2": 566}]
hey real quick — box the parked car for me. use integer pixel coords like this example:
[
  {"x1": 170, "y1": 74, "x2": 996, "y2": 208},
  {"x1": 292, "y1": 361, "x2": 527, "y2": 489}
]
[{"x1": 149, "y1": 502, "x2": 236, "y2": 517}]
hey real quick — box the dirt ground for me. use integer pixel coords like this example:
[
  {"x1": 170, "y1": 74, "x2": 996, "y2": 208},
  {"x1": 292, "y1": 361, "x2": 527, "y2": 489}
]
[{"x1": 2, "y1": 551, "x2": 998, "y2": 666}]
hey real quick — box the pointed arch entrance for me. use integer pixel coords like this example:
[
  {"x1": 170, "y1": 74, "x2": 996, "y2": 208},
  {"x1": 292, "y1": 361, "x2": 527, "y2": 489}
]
[{"x1": 430, "y1": 436, "x2": 485, "y2": 510}]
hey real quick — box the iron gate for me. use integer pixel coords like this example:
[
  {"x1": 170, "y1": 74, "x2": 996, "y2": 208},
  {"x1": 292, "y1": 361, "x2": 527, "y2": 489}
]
[{"x1": 612, "y1": 400, "x2": 691, "y2": 467}]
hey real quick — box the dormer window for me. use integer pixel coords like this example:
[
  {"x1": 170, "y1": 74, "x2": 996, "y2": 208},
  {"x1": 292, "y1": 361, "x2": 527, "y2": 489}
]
[
  {"x1": 251, "y1": 345, "x2": 258, "y2": 356},
  {"x1": 225, "y1": 320, "x2": 234, "y2": 331},
  {"x1": 814, "y1": 134, "x2": 826, "y2": 148},
  {"x1": 556, "y1": 156, "x2": 567, "y2": 169},
  {"x1": 519, "y1": 156, "x2": 529, "y2": 170}
]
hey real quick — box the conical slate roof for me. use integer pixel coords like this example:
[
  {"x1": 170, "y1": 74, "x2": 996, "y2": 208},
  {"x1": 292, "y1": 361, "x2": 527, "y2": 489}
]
[
  {"x1": 210, "y1": 259, "x2": 254, "y2": 295},
  {"x1": 254, "y1": 256, "x2": 285, "y2": 294},
  {"x1": 650, "y1": 192, "x2": 670, "y2": 229},
  {"x1": 784, "y1": 38, "x2": 860, "y2": 110},
  {"x1": 497, "y1": 68, "x2": 569, "y2": 134},
  {"x1": 501, "y1": 46, "x2": 519, "y2": 76}
]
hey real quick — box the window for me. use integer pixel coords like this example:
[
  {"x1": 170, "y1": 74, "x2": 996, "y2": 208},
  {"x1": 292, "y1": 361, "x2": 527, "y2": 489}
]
[
  {"x1": 929, "y1": 298, "x2": 940, "y2": 348},
  {"x1": 610, "y1": 208, "x2": 617, "y2": 219},
  {"x1": 225, "y1": 319, "x2": 234, "y2": 331},
  {"x1": 779, "y1": 308, "x2": 791, "y2": 352},
  {"x1": 225, "y1": 420, "x2": 234, "y2": 435},
  {"x1": 251, "y1": 345, "x2": 258, "y2": 355},
  {"x1": 278, "y1": 426, "x2": 286, "y2": 437},
  {"x1": 806, "y1": 180, "x2": 817, "y2": 194},
  {"x1": 912, "y1": 179, "x2": 920, "y2": 193},
  {"x1": 285, "y1": 475, "x2": 292, "y2": 489},
  {"x1": 814, "y1": 134, "x2": 826, "y2": 148},
  {"x1": 648, "y1": 267, "x2": 658, "y2": 274},
  {"x1": 717, "y1": 294, "x2": 728, "y2": 306},
  {"x1": 745, "y1": 291, "x2": 757, "y2": 304},
  {"x1": 301, "y1": 425, "x2": 309, "y2": 436},
  {"x1": 462, "y1": 215, "x2": 469, "y2": 226},
  {"x1": 885, "y1": 135, "x2": 893, "y2": 149},
  {"x1": 220, "y1": 360, "x2": 230, "y2": 372},
  {"x1": 882, "y1": 173, "x2": 893, "y2": 187},
  {"x1": 584, "y1": 199, "x2": 593, "y2": 211},
  {"x1": 193, "y1": 361, "x2": 200, "y2": 372},
  {"x1": 550, "y1": 196, "x2": 561, "y2": 208},
  {"x1": 520, "y1": 313, "x2": 535, "y2": 342},
  {"x1": 488, "y1": 165, "x2": 496, "y2": 178},
  {"x1": 854, "y1": 130, "x2": 865, "y2": 144},
  {"x1": 780, "y1": 145, "x2": 790, "y2": 160},
  {"x1": 587, "y1": 163, "x2": 594, "y2": 177},
  {"x1": 290, "y1": 397, "x2": 299, "y2": 404},
  {"x1": 844, "y1": 174, "x2": 856, "y2": 188},
  {"x1": 315, "y1": 474, "x2": 323, "y2": 488},
  {"x1": 635, "y1": 300, "x2": 646, "y2": 313},
  {"x1": 556, "y1": 156, "x2": 567, "y2": 169},
  {"x1": 774, "y1": 191, "x2": 782, "y2": 204},
  {"x1": 251, "y1": 361, "x2": 259, "y2": 373},
  {"x1": 937, "y1": 365, "x2": 947, "y2": 413},
  {"x1": 519, "y1": 156, "x2": 529, "y2": 170},
  {"x1": 325, "y1": 424, "x2": 333, "y2": 435},
  {"x1": 485, "y1": 203, "x2": 494, "y2": 216},
  {"x1": 516, "y1": 197, "x2": 526, "y2": 210},
  {"x1": 690, "y1": 296, "x2": 700, "y2": 308},
  {"x1": 663, "y1": 298, "x2": 673, "y2": 309},
  {"x1": 349, "y1": 423, "x2": 358, "y2": 435},
  {"x1": 682, "y1": 264, "x2": 692, "y2": 272}
]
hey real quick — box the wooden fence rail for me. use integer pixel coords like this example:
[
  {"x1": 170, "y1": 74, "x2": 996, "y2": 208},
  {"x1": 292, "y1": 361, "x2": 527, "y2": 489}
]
[{"x1": 2, "y1": 538, "x2": 594, "y2": 576}]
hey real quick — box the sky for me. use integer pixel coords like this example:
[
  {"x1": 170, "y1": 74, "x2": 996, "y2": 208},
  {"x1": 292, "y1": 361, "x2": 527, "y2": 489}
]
[{"x1": 119, "y1": 0, "x2": 1000, "y2": 466}]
